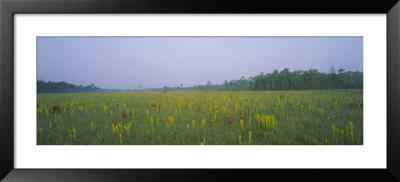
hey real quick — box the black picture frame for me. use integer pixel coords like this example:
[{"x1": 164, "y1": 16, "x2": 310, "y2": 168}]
[{"x1": 1, "y1": 0, "x2": 399, "y2": 181}]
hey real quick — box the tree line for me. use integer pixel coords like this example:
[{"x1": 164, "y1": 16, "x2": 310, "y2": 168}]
[
  {"x1": 37, "y1": 80, "x2": 100, "y2": 93},
  {"x1": 38, "y1": 67, "x2": 362, "y2": 93},
  {"x1": 164, "y1": 67, "x2": 363, "y2": 91}
]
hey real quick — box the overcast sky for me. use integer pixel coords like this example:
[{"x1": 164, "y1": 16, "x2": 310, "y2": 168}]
[{"x1": 37, "y1": 37, "x2": 363, "y2": 89}]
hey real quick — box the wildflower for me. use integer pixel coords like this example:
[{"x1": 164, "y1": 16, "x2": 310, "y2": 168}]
[
  {"x1": 103, "y1": 104, "x2": 108, "y2": 112},
  {"x1": 273, "y1": 107, "x2": 278, "y2": 114},
  {"x1": 248, "y1": 131, "x2": 252, "y2": 145},
  {"x1": 119, "y1": 133, "x2": 123, "y2": 145},
  {"x1": 201, "y1": 118, "x2": 206, "y2": 128},
  {"x1": 168, "y1": 116, "x2": 174, "y2": 126},
  {"x1": 150, "y1": 116, "x2": 154, "y2": 128},
  {"x1": 72, "y1": 128, "x2": 76, "y2": 140},
  {"x1": 349, "y1": 122, "x2": 354, "y2": 138},
  {"x1": 260, "y1": 115, "x2": 277, "y2": 130}
]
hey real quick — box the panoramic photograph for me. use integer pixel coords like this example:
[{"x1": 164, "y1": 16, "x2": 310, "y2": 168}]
[{"x1": 37, "y1": 37, "x2": 363, "y2": 145}]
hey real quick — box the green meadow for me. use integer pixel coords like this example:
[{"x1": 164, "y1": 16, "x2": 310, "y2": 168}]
[{"x1": 37, "y1": 90, "x2": 363, "y2": 145}]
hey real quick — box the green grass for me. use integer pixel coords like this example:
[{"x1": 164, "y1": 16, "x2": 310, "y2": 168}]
[{"x1": 37, "y1": 90, "x2": 363, "y2": 145}]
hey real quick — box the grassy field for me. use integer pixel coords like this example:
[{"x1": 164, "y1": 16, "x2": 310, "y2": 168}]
[{"x1": 37, "y1": 90, "x2": 363, "y2": 145}]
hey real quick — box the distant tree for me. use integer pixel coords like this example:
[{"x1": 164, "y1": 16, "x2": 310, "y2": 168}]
[
  {"x1": 330, "y1": 66, "x2": 337, "y2": 90},
  {"x1": 272, "y1": 69, "x2": 279, "y2": 90},
  {"x1": 282, "y1": 68, "x2": 290, "y2": 90},
  {"x1": 206, "y1": 81, "x2": 211, "y2": 91}
]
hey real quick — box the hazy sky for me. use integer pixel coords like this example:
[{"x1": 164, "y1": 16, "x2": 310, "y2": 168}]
[{"x1": 37, "y1": 37, "x2": 363, "y2": 89}]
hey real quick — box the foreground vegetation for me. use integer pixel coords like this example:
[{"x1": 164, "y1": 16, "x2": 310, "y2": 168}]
[{"x1": 37, "y1": 90, "x2": 363, "y2": 145}]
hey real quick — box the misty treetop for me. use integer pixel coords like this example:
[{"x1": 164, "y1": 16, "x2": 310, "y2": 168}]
[
  {"x1": 235, "y1": 68, "x2": 362, "y2": 91},
  {"x1": 37, "y1": 80, "x2": 100, "y2": 93}
]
